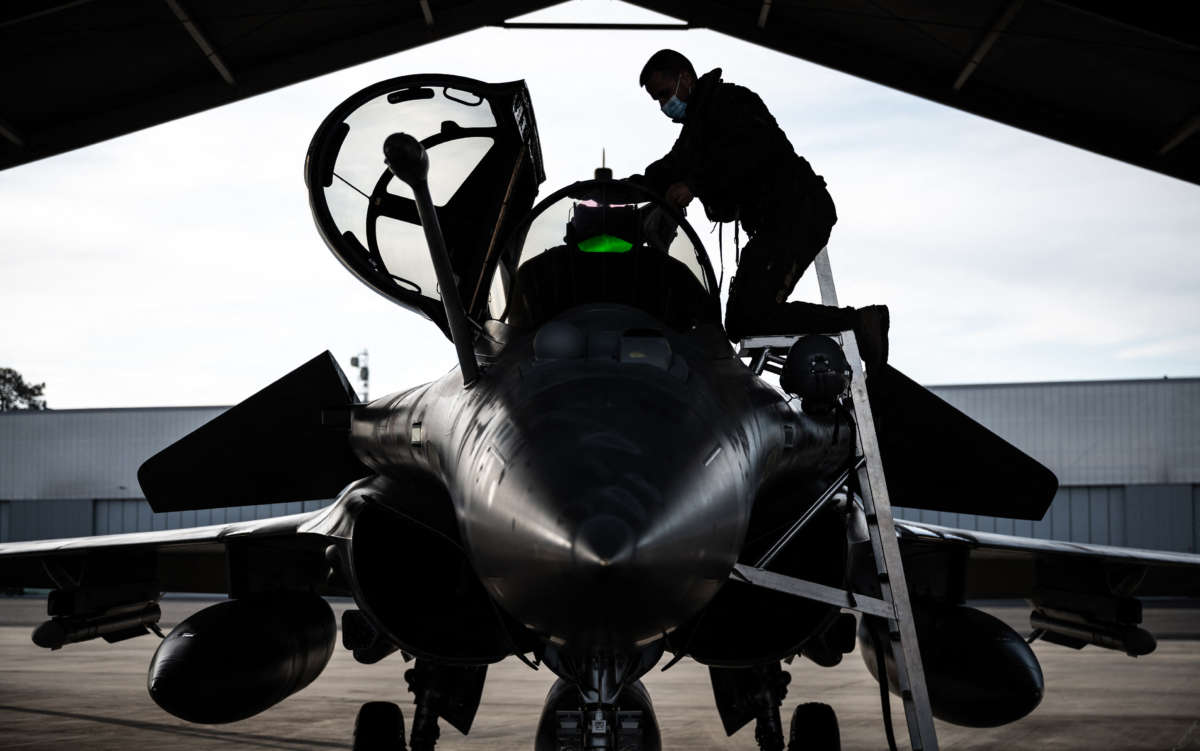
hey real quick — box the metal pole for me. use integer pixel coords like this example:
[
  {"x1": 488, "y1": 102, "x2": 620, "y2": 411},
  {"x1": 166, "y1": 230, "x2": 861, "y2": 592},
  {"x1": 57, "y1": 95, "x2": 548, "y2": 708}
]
[{"x1": 383, "y1": 133, "x2": 480, "y2": 387}]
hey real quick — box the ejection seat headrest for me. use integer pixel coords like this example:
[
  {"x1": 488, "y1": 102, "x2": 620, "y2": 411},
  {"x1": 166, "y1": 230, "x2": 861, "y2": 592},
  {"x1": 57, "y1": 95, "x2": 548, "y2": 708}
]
[{"x1": 566, "y1": 202, "x2": 642, "y2": 248}]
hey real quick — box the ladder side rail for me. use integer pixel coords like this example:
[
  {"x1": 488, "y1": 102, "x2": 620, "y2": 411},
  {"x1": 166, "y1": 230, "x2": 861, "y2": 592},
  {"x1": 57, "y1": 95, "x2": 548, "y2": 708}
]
[
  {"x1": 846, "y1": 353, "x2": 938, "y2": 750},
  {"x1": 814, "y1": 247, "x2": 940, "y2": 751}
]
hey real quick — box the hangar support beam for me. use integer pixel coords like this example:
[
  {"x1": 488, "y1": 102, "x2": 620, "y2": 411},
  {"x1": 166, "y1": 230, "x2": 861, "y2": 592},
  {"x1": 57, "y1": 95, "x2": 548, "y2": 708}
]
[
  {"x1": 164, "y1": 0, "x2": 236, "y2": 86},
  {"x1": 757, "y1": 0, "x2": 772, "y2": 30},
  {"x1": 953, "y1": 0, "x2": 1025, "y2": 92},
  {"x1": 0, "y1": 0, "x2": 97, "y2": 29},
  {"x1": 1160, "y1": 111, "x2": 1200, "y2": 156},
  {"x1": 0, "y1": 116, "x2": 25, "y2": 148}
]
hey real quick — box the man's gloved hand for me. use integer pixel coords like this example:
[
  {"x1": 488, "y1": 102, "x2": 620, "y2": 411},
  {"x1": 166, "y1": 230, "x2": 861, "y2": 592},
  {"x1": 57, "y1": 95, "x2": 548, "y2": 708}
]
[
  {"x1": 641, "y1": 205, "x2": 680, "y2": 253},
  {"x1": 666, "y1": 181, "x2": 694, "y2": 208}
]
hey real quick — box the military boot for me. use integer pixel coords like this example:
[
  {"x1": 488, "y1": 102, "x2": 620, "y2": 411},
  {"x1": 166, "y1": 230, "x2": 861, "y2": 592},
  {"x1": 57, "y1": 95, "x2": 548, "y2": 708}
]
[{"x1": 853, "y1": 304, "x2": 889, "y2": 376}]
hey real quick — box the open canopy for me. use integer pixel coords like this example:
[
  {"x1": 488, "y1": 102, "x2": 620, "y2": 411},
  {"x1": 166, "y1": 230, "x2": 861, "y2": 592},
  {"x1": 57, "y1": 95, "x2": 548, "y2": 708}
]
[
  {"x1": 306, "y1": 75, "x2": 721, "y2": 337},
  {"x1": 305, "y1": 74, "x2": 544, "y2": 336}
]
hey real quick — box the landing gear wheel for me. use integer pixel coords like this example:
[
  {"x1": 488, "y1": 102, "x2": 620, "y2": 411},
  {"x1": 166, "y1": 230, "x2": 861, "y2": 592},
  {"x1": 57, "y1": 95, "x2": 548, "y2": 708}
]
[
  {"x1": 354, "y1": 701, "x2": 407, "y2": 751},
  {"x1": 787, "y1": 702, "x2": 840, "y2": 751}
]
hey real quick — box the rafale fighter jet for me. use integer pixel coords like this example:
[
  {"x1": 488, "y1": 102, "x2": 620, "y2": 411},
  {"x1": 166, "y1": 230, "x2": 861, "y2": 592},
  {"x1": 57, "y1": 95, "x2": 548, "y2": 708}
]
[{"x1": 2, "y1": 75, "x2": 1199, "y2": 751}]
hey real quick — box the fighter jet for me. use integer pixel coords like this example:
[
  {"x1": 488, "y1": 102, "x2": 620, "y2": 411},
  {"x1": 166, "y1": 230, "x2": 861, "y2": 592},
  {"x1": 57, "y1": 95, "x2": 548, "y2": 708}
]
[{"x1": 2, "y1": 74, "x2": 1198, "y2": 751}]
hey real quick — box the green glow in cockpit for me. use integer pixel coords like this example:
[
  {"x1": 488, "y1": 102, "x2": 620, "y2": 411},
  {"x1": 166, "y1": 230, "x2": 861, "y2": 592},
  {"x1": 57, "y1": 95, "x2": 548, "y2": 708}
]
[{"x1": 577, "y1": 234, "x2": 633, "y2": 254}]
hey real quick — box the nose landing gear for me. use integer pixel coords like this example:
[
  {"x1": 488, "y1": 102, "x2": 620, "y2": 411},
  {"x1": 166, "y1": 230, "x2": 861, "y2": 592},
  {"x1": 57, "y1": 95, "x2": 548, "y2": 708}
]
[
  {"x1": 535, "y1": 677, "x2": 661, "y2": 751},
  {"x1": 535, "y1": 648, "x2": 664, "y2": 751}
]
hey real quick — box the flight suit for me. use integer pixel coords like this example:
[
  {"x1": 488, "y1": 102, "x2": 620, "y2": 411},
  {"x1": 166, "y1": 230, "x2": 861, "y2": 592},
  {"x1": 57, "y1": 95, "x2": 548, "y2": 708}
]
[{"x1": 634, "y1": 68, "x2": 852, "y2": 341}]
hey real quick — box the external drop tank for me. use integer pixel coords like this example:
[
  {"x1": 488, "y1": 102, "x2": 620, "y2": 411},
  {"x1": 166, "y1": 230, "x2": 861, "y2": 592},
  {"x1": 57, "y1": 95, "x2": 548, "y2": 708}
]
[
  {"x1": 859, "y1": 603, "x2": 1045, "y2": 727},
  {"x1": 147, "y1": 593, "x2": 336, "y2": 724}
]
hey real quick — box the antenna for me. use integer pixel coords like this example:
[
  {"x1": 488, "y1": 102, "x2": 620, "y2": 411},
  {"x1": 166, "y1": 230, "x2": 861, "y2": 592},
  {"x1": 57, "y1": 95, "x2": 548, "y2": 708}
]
[{"x1": 595, "y1": 147, "x2": 613, "y2": 180}]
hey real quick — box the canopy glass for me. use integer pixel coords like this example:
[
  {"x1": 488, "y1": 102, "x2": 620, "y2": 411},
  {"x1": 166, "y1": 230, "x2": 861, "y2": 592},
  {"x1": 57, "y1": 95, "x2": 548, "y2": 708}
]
[
  {"x1": 498, "y1": 180, "x2": 720, "y2": 331},
  {"x1": 305, "y1": 75, "x2": 544, "y2": 335}
]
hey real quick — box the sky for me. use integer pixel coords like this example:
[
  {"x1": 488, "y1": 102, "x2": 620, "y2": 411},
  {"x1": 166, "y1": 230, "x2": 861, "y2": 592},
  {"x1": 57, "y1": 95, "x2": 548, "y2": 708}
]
[{"x1": 2, "y1": 0, "x2": 1198, "y2": 409}]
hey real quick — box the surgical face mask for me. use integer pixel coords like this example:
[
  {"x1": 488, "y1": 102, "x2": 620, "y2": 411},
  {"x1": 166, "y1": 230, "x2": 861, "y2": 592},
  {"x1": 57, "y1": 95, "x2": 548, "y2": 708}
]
[{"x1": 660, "y1": 75, "x2": 688, "y2": 122}]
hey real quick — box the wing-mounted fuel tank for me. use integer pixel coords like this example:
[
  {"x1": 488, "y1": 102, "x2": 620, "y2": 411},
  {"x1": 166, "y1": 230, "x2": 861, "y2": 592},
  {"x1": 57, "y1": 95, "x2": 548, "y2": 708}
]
[
  {"x1": 304, "y1": 74, "x2": 545, "y2": 338},
  {"x1": 147, "y1": 593, "x2": 336, "y2": 723},
  {"x1": 859, "y1": 603, "x2": 1044, "y2": 727}
]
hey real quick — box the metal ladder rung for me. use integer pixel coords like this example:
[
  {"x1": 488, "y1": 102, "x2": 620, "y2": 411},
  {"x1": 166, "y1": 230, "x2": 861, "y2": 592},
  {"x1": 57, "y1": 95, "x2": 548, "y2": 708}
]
[{"x1": 731, "y1": 564, "x2": 895, "y2": 619}]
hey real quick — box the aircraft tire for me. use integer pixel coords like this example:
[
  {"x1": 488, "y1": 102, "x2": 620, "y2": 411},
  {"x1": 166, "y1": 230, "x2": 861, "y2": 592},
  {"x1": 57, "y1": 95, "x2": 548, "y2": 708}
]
[
  {"x1": 353, "y1": 701, "x2": 407, "y2": 751},
  {"x1": 787, "y1": 702, "x2": 839, "y2": 751}
]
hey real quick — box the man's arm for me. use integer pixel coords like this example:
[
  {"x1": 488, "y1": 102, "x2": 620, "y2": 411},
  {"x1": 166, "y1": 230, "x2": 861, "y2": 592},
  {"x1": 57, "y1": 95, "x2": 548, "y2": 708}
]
[{"x1": 628, "y1": 135, "x2": 690, "y2": 196}]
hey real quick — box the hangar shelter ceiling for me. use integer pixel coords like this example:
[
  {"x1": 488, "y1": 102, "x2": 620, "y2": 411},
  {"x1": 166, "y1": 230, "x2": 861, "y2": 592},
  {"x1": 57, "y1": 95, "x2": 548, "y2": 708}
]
[{"x1": 1, "y1": 1, "x2": 1197, "y2": 185}]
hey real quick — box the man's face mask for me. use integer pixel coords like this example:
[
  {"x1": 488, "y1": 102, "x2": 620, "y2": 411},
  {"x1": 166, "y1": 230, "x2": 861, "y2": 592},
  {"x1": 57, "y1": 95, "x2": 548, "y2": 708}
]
[{"x1": 661, "y1": 74, "x2": 688, "y2": 122}]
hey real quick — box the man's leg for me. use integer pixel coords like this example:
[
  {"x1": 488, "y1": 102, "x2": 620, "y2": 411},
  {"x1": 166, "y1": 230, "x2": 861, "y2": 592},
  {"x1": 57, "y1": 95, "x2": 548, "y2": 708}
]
[
  {"x1": 788, "y1": 186, "x2": 889, "y2": 369},
  {"x1": 724, "y1": 197, "x2": 888, "y2": 371},
  {"x1": 725, "y1": 221, "x2": 856, "y2": 340}
]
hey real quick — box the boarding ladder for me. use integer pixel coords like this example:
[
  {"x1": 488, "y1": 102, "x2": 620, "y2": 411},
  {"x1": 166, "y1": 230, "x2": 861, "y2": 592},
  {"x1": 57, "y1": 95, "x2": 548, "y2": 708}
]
[{"x1": 735, "y1": 248, "x2": 940, "y2": 751}]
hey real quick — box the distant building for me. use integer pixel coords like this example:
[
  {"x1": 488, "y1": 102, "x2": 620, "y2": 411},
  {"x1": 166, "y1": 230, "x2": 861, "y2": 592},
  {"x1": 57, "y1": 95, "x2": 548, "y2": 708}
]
[
  {"x1": 1, "y1": 378, "x2": 1198, "y2": 552},
  {"x1": 897, "y1": 378, "x2": 1200, "y2": 553}
]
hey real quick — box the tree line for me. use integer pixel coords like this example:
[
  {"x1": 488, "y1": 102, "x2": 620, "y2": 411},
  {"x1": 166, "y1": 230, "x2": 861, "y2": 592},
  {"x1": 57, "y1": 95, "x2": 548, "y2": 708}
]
[{"x1": 1, "y1": 368, "x2": 48, "y2": 410}]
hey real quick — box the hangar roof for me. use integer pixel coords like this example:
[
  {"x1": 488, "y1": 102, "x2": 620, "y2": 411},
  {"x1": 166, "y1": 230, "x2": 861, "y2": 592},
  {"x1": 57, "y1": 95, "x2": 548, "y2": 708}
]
[{"x1": 1, "y1": 1, "x2": 1197, "y2": 185}]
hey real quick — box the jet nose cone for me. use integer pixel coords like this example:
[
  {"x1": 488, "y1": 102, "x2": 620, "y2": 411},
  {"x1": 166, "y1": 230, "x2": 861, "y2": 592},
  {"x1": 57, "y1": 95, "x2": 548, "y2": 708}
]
[
  {"x1": 460, "y1": 366, "x2": 754, "y2": 648},
  {"x1": 573, "y1": 514, "x2": 635, "y2": 567}
]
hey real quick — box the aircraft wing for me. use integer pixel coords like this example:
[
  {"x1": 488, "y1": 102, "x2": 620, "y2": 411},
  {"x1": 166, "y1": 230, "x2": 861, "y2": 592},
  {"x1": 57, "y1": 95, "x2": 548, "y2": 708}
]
[
  {"x1": 0, "y1": 499, "x2": 353, "y2": 595},
  {"x1": 895, "y1": 519, "x2": 1200, "y2": 597},
  {"x1": 894, "y1": 519, "x2": 1200, "y2": 653}
]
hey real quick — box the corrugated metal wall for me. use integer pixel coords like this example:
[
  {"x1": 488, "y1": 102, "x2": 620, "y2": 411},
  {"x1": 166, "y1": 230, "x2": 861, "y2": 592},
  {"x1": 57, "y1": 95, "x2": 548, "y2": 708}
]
[
  {"x1": 928, "y1": 378, "x2": 1200, "y2": 486},
  {"x1": 897, "y1": 486, "x2": 1122, "y2": 542},
  {"x1": 889, "y1": 378, "x2": 1200, "y2": 553},
  {"x1": 91, "y1": 499, "x2": 332, "y2": 534},
  {"x1": 0, "y1": 407, "x2": 224, "y2": 500},
  {"x1": 0, "y1": 498, "x2": 334, "y2": 543},
  {"x1": 1123, "y1": 484, "x2": 1196, "y2": 552},
  {"x1": 4, "y1": 499, "x2": 92, "y2": 542},
  {"x1": 895, "y1": 483, "x2": 1199, "y2": 553},
  {"x1": 1, "y1": 378, "x2": 1198, "y2": 551},
  {"x1": 1195, "y1": 485, "x2": 1200, "y2": 556}
]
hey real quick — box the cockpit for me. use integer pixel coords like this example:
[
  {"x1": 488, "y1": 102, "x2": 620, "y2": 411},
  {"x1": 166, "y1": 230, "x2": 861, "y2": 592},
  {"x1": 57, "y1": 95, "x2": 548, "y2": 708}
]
[
  {"x1": 501, "y1": 179, "x2": 719, "y2": 331},
  {"x1": 304, "y1": 74, "x2": 720, "y2": 339}
]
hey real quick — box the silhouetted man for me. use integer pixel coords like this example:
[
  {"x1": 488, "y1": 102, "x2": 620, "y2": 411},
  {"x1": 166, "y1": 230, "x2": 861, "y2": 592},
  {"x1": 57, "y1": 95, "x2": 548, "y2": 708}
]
[{"x1": 631, "y1": 49, "x2": 887, "y2": 369}]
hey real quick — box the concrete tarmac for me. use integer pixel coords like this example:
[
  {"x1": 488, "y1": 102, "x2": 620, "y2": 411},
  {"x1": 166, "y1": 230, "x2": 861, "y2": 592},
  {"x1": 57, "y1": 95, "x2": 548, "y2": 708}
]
[{"x1": 0, "y1": 597, "x2": 1197, "y2": 750}]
